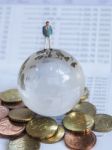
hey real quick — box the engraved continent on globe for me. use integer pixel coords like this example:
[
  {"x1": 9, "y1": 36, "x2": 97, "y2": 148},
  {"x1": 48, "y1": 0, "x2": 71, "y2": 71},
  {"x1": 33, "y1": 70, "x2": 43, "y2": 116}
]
[{"x1": 18, "y1": 49, "x2": 85, "y2": 116}]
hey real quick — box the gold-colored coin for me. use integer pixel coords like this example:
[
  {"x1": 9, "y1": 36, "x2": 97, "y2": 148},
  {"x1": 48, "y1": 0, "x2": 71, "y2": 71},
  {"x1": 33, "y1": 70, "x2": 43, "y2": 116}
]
[
  {"x1": 3, "y1": 102, "x2": 25, "y2": 109},
  {"x1": 8, "y1": 108, "x2": 34, "y2": 123},
  {"x1": 0, "y1": 89, "x2": 22, "y2": 103},
  {"x1": 72, "y1": 102, "x2": 96, "y2": 117},
  {"x1": 41, "y1": 125, "x2": 65, "y2": 144},
  {"x1": 80, "y1": 87, "x2": 89, "y2": 101},
  {"x1": 63, "y1": 112, "x2": 94, "y2": 132},
  {"x1": 8, "y1": 134, "x2": 40, "y2": 150},
  {"x1": 26, "y1": 117, "x2": 58, "y2": 139},
  {"x1": 94, "y1": 114, "x2": 112, "y2": 132}
]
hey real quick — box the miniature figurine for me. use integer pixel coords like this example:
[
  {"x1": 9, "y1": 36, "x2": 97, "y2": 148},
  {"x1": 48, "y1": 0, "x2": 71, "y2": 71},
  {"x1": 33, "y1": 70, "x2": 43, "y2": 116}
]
[{"x1": 42, "y1": 21, "x2": 53, "y2": 50}]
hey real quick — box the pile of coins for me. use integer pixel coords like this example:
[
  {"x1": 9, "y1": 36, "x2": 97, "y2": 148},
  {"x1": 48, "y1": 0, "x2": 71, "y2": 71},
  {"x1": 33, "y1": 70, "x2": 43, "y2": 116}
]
[{"x1": 0, "y1": 88, "x2": 112, "y2": 150}]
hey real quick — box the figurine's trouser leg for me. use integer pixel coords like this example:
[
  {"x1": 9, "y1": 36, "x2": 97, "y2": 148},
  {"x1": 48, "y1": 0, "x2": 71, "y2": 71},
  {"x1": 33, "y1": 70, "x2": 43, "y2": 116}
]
[
  {"x1": 44, "y1": 37, "x2": 47, "y2": 49},
  {"x1": 48, "y1": 37, "x2": 51, "y2": 49},
  {"x1": 44, "y1": 37, "x2": 51, "y2": 49}
]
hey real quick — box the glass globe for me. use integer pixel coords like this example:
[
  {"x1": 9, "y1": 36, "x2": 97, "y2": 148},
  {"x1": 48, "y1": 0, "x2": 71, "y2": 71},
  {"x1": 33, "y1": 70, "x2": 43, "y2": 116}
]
[{"x1": 18, "y1": 49, "x2": 85, "y2": 116}]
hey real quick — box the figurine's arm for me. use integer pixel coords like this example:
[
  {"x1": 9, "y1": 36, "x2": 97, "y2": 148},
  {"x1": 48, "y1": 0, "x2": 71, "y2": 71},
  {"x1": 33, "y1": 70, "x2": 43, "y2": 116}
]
[
  {"x1": 42, "y1": 26, "x2": 45, "y2": 36},
  {"x1": 50, "y1": 26, "x2": 53, "y2": 35}
]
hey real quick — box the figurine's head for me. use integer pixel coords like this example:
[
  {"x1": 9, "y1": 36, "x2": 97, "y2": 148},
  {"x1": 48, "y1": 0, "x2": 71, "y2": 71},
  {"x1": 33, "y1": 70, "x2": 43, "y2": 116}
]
[{"x1": 46, "y1": 21, "x2": 49, "y2": 26}]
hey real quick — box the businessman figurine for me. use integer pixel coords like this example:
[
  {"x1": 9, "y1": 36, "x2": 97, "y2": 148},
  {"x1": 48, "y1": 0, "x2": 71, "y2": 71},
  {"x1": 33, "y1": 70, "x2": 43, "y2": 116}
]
[{"x1": 42, "y1": 21, "x2": 53, "y2": 50}]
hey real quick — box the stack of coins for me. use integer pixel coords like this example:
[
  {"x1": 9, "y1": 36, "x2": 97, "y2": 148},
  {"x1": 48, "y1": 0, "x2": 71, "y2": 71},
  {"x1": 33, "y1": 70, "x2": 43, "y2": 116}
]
[
  {"x1": 0, "y1": 87, "x2": 112, "y2": 150},
  {"x1": 63, "y1": 103, "x2": 96, "y2": 149},
  {"x1": 62, "y1": 88, "x2": 112, "y2": 149},
  {"x1": 0, "y1": 88, "x2": 65, "y2": 149}
]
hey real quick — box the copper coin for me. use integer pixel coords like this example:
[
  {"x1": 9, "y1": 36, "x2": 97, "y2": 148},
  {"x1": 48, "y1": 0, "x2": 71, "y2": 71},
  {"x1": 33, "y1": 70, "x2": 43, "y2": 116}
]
[
  {"x1": 0, "y1": 118, "x2": 25, "y2": 137},
  {"x1": 0, "y1": 106, "x2": 9, "y2": 120},
  {"x1": 2, "y1": 102, "x2": 25, "y2": 110},
  {"x1": 64, "y1": 131, "x2": 96, "y2": 150}
]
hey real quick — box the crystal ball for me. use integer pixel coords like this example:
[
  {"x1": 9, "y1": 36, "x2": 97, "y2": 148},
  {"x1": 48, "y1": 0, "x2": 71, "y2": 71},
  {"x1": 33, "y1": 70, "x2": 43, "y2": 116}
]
[{"x1": 18, "y1": 49, "x2": 85, "y2": 116}]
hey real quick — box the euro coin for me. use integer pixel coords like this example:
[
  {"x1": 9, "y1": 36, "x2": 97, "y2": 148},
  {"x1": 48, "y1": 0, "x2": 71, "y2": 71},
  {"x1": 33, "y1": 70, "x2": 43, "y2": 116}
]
[
  {"x1": 0, "y1": 89, "x2": 22, "y2": 103},
  {"x1": 9, "y1": 108, "x2": 34, "y2": 123},
  {"x1": 0, "y1": 106, "x2": 9, "y2": 120},
  {"x1": 8, "y1": 134, "x2": 40, "y2": 150},
  {"x1": 0, "y1": 118, "x2": 25, "y2": 137},
  {"x1": 80, "y1": 87, "x2": 89, "y2": 101},
  {"x1": 72, "y1": 102, "x2": 96, "y2": 117},
  {"x1": 94, "y1": 114, "x2": 112, "y2": 132},
  {"x1": 3, "y1": 102, "x2": 25, "y2": 109},
  {"x1": 41, "y1": 125, "x2": 65, "y2": 144},
  {"x1": 64, "y1": 131, "x2": 96, "y2": 150},
  {"x1": 26, "y1": 117, "x2": 58, "y2": 139},
  {"x1": 63, "y1": 112, "x2": 94, "y2": 132}
]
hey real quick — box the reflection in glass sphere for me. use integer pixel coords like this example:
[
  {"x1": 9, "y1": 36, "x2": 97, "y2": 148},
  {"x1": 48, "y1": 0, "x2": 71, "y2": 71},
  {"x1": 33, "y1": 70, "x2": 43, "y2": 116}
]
[{"x1": 18, "y1": 49, "x2": 85, "y2": 116}]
